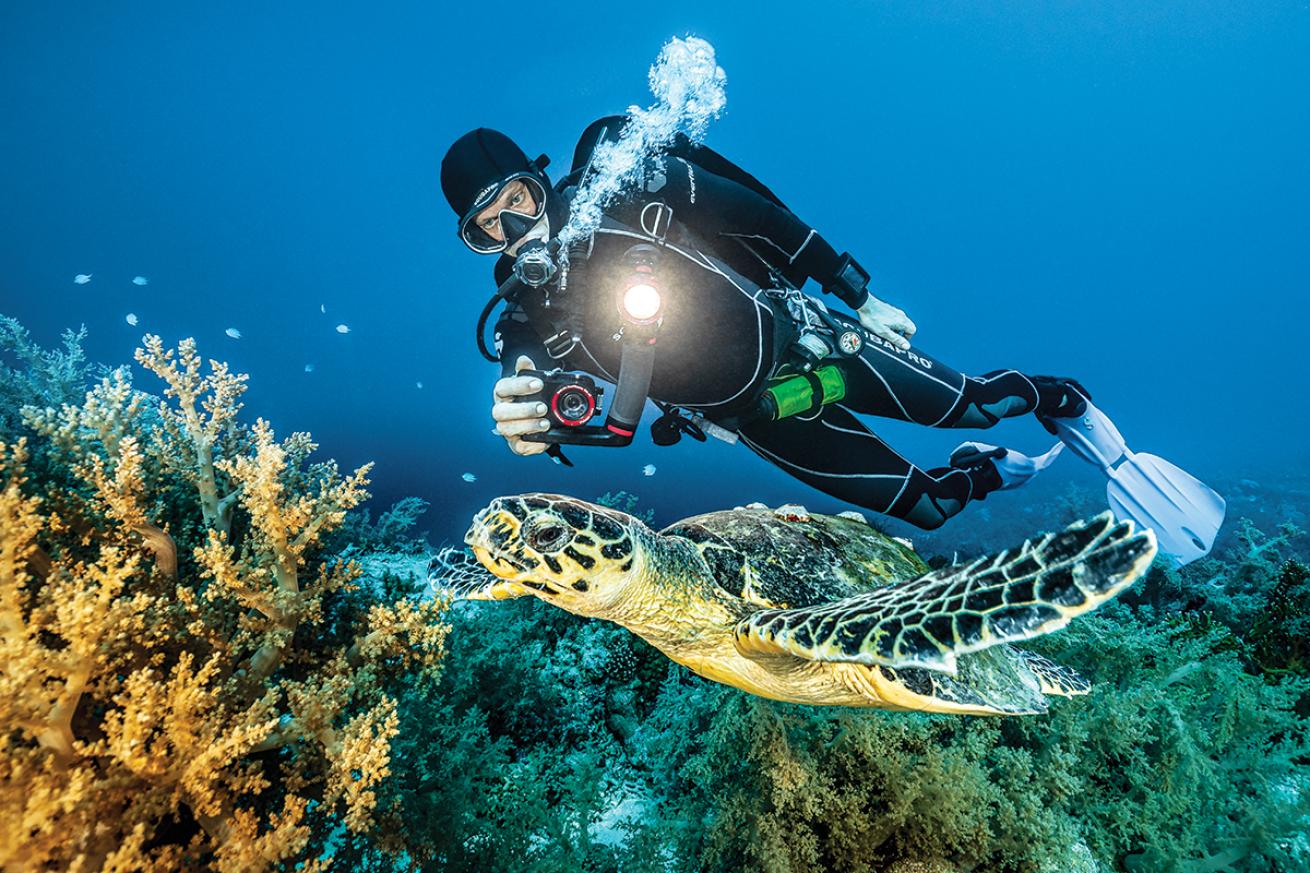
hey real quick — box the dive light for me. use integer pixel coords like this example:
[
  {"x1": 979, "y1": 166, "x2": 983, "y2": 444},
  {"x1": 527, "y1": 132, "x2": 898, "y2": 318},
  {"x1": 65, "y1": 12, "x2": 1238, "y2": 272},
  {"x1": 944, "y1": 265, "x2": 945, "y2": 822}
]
[
  {"x1": 617, "y1": 244, "x2": 664, "y2": 325},
  {"x1": 520, "y1": 243, "x2": 665, "y2": 449},
  {"x1": 621, "y1": 283, "x2": 662, "y2": 323}
]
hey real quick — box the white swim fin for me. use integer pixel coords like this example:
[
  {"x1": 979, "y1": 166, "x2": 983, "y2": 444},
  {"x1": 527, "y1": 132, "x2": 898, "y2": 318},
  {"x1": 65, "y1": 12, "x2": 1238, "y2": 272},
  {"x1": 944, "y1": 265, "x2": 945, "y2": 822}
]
[{"x1": 1042, "y1": 400, "x2": 1225, "y2": 565}]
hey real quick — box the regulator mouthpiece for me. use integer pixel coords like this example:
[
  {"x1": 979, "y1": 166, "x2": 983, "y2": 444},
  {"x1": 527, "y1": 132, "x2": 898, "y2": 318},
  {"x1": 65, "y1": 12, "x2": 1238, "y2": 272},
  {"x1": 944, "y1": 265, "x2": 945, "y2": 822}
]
[{"x1": 513, "y1": 240, "x2": 557, "y2": 287}]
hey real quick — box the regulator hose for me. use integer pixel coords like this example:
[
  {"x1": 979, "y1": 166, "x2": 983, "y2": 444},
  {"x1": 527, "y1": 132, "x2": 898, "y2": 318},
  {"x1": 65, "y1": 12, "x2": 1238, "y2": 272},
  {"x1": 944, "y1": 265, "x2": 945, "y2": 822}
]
[{"x1": 475, "y1": 291, "x2": 506, "y2": 363}]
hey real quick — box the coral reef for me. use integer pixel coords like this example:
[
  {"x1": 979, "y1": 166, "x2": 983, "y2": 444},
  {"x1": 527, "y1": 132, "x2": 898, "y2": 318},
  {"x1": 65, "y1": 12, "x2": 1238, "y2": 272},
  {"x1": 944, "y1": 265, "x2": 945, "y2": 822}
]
[
  {"x1": 1249, "y1": 560, "x2": 1310, "y2": 677},
  {"x1": 404, "y1": 494, "x2": 1310, "y2": 873},
  {"x1": 5, "y1": 320, "x2": 1308, "y2": 871},
  {"x1": 0, "y1": 329, "x2": 446, "y2": 871},
  {"x1": 621, "y1": 600, "x2": 1309, "y2": 872},
  {"x1": 0, "y1": 316, "x2": 96, "y2": 442}
]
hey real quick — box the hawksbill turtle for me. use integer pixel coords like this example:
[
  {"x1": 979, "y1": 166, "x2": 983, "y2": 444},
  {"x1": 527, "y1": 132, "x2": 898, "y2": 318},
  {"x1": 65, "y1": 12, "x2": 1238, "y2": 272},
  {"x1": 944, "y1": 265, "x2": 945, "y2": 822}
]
[{"x1": 455, "y1": 495, "x2": 1156, "y2": 715}]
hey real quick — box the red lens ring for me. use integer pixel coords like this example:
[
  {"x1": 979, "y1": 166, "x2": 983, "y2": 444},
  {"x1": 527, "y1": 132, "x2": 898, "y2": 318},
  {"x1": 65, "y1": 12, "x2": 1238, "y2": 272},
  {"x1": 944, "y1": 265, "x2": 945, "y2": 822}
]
[{"x1": 550, "y1": 385, "x2": 595, "y2": 426}]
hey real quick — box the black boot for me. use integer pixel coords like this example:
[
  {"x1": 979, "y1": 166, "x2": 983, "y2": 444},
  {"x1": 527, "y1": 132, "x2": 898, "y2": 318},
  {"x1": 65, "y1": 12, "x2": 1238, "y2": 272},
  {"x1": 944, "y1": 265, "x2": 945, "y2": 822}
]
[
  {"x1": 948, "y1": 444, "x2": 1005, "y2": 500},
  {"x1": 1032, "y1": 375, "x2": 1091, "y2": 434}
]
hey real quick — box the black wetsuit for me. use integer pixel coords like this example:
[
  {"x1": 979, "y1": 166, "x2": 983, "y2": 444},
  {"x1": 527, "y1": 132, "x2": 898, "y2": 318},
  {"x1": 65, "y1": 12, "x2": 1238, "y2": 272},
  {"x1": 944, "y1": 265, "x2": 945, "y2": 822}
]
[{"x1": 492, "y1": 119, "x2": 1044, "y2": 530}]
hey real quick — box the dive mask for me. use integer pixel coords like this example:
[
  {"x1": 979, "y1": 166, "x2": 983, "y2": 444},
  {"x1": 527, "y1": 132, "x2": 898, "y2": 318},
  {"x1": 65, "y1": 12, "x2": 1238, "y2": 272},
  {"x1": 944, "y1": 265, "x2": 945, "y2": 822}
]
[{"x1": 458, "y1": 173, "x2": 549, "y2": 255}]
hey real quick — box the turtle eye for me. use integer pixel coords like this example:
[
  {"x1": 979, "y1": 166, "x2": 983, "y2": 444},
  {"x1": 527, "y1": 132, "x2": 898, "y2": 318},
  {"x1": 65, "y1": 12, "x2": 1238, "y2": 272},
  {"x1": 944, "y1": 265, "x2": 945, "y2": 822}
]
[{"x1": 528, "y1": 523, "x2": 567, "y2": 551}]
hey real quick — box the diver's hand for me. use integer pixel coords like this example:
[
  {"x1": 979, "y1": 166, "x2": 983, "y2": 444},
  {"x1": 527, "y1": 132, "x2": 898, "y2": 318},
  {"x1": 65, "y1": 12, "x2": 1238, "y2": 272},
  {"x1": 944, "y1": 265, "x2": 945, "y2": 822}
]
[
  {"x1": 492, "y1": 355, "x2": 549, "y2": 456},
  {"x1": 856, "y1": 295, "x2": 917, "y2": 352}
]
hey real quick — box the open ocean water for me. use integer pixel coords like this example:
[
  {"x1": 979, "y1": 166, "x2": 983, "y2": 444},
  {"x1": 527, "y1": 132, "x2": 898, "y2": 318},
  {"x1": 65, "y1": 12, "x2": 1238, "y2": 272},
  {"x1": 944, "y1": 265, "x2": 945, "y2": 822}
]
[{"x1": 2, "y1": 4, "x2": 1308, "y2": 871}]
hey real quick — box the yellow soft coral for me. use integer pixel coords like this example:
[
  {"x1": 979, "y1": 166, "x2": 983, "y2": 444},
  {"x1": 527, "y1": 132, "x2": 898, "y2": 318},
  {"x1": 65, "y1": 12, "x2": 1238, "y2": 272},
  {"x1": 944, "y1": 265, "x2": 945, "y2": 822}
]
[
  {"x1": 25, "y1": 371, "x2": 177, "y2": 576},
  {"x1": 200, "y1": 417, "x2": 372, "y2": 680},
  {"x1": 134, "y1": 335, "x2": 247, "y2": 534},
  {"x1": 326, "y1": 696, "x2": 400, "y2": 833},
  {"x1": 0, "y1": 335, "x2": 447, "y2": 871}
]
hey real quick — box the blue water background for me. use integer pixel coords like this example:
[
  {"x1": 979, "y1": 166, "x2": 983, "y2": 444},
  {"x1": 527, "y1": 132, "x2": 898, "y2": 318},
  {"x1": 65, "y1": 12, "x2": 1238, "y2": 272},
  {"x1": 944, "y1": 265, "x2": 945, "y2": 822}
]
[{"x1": 2, "y1": 2, "x2": 1307, "y2": 546}]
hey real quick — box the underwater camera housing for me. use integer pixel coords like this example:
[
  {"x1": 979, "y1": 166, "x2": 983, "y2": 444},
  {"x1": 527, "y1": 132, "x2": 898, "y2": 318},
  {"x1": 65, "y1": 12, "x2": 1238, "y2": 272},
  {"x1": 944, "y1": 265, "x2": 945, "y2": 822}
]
[
  {"x1": 525, "y1": 370, "x2": 602, "y2": 429},
  {"x1": 518, "y1": 243, "x2": 667, "y2": 450},
  {"x1": 519, "y1": 369, "x2": 638, "y2": 447}
]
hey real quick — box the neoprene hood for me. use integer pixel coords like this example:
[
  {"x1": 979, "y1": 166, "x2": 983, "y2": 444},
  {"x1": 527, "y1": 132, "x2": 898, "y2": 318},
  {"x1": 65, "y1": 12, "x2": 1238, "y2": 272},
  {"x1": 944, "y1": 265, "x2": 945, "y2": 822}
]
[{"x1": 440, "y1": 127, "x2": 558, "y2": 254}]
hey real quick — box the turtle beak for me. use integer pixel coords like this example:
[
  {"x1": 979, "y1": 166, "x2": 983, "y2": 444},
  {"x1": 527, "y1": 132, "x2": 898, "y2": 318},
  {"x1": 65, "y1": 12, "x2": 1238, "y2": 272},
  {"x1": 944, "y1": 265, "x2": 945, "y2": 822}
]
[
  {"x1": 465, "y1": 503, "x2": 524, "y2": 580},
  {"x1": 470, "y1": 545, "x2": 506, "y2": 577},
  {"x1": 464, "y1": 506, "x2": 491, "y2": 548}
]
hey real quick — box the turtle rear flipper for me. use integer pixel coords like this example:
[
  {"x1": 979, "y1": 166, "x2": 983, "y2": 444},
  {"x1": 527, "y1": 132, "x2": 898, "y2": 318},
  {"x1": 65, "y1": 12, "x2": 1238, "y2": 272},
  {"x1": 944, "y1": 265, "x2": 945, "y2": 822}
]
[
  {"x1": 1015, "y1": 649, "x2": 1090, "y2": 697},
  {"x1": 734, "y1": 512, "x2": 1155, "y2": 674},
  {"x1": 849, "y1": 648, "x2": 1088, "y2": 716}
]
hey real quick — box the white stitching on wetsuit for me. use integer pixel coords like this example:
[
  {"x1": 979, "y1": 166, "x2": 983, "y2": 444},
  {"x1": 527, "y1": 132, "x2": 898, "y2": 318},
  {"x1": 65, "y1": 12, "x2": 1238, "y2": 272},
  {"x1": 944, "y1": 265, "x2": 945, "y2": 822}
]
[
  {"x1": 819, "y1": 418, "x2": 883, "y2": 440},
  {"x1": 592, "y1": 225, "x2": 769, "y2": 409},
  {"x1": 883, "y1": 468, "x2": 914, "y2": 514},
  {"x1": 789, "y1": 229, "x2": 815, "y2": 263},
  {"x1": 928, "y1": 387, "x2": 967, "y2": 428},
  {"x1": 854, "y1": 352, "x2": 917, "y2": 421},
  {"x1": 938, "y1": 369, "x2": 1036, "y2": 427},
  {"x1": 720, "y1": 230, "x2": 815, "y2": 264},
  {"x1": 663, "y1": 244, "x2": 768, "y2": 407},
  {"x1": 744, "y1": 405, "x2": 982, "y2": 522},
  {"x1": 826, "y1": 311, "x2": 969, "y2": 421},
  {"x1": 861, "y1": 336, "x2": 965, "y2": 394},
  {"x1": 575, "y1": 341, "x2": 617, "y2": 382},
  {"x1": 739, "y1": 432, "x2": 906, "y2": 479}
]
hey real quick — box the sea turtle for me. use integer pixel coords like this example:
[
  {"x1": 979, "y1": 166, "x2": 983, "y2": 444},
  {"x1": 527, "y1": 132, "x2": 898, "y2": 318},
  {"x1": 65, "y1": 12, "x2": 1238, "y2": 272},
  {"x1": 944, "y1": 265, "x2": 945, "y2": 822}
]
[{"x1": 457, "y1": 495, "x2": 1157, "y2": 715}]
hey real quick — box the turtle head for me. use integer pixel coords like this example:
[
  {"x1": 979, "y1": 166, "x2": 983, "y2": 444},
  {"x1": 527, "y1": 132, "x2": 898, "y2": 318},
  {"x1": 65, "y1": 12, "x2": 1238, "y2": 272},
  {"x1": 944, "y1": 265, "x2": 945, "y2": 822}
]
[{"x1": 465, "y1": 493, "x2": 647, "y2": 616}]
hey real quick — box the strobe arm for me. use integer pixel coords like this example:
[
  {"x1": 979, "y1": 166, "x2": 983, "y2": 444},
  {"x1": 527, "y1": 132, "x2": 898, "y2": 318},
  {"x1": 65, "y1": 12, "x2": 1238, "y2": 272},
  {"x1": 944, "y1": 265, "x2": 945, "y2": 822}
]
[{"x1": 603, "y1": 337, "x2": 657, "y2": 442}]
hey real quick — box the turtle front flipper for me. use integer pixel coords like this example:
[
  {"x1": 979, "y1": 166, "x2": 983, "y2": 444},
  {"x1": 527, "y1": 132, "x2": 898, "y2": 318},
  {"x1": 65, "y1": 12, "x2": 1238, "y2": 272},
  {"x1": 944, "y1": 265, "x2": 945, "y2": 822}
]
[
  {"x1": 733, "y1": 512, "x2": 1155, "y2": 674},
  {"x1": 428, "y1": 547, "x2": 530, "y2": 601}
]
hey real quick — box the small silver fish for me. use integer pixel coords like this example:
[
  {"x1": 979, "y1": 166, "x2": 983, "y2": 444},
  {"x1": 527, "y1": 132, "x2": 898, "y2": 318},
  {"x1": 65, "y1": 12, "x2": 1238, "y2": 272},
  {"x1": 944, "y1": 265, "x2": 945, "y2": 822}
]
[
  {"x1": 74, "y1": 274, "x2": 92, "y2": 284},
  {"x1": 642, "y1": 464, "x2": 657, "y2": 476},
  {"x1": 132, "y1": 276, "x2": 149, "y2": 286},
  {"x1": 320, "y1": 303, "x2": 326, "y2": 314},
  {"x1": 335, "y1": 324, "x2": 350, "y2": 334},
  {"x1": 304, "y1": 363, "x2": 315, "y2": 373},
  {"x1": 461, "y1": 472, "x2": 477, "y2": 483},
  {"x1": 125, "y1": 313, "x2": 138, "y2": 326},
  {"x1": 416, "y1": 381, "x2": 424, "y2": 389},
  {"x1": 225, "y1": 327, "x2": 242, "y2": 339}
]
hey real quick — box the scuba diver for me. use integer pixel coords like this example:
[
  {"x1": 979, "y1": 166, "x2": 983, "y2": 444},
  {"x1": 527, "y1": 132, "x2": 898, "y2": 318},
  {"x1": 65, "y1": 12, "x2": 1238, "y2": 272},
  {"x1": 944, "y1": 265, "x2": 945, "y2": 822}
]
[{"x1": 439, "y1": 117, "x2": 1224, "y2": 559}]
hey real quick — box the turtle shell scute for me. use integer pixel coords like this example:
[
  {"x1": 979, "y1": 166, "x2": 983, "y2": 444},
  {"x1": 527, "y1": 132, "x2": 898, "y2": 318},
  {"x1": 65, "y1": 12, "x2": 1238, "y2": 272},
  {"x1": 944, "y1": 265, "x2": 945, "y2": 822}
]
[{"x1": 661, "y1": 507, "x2": 928, "y2": 611}]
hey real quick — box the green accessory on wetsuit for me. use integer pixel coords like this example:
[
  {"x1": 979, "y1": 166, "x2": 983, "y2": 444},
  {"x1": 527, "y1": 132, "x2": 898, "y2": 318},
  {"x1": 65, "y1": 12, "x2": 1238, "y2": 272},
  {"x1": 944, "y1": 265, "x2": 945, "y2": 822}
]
[{"x1": 757, "y1": 365, "x2": 846, "y2": 421}]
